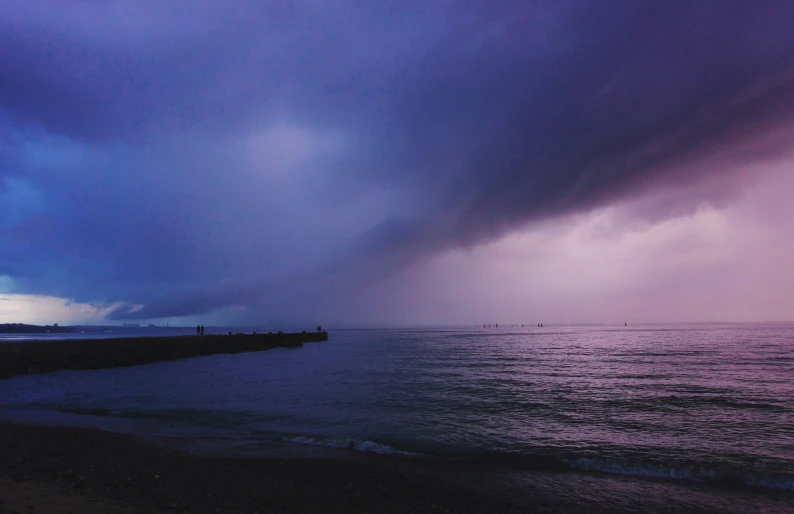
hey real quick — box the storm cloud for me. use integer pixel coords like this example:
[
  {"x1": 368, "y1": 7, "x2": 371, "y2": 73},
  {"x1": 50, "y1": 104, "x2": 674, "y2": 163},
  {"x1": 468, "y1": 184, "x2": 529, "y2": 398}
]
[{"x1": 2, "y1": 1, "x2": 794, "y2": 322}]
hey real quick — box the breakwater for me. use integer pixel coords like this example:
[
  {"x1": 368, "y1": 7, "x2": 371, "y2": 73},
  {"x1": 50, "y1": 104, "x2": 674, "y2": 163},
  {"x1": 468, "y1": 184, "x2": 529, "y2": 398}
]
[{"x1": 0, "y1": 332, "x2": 328, "y2": 379}]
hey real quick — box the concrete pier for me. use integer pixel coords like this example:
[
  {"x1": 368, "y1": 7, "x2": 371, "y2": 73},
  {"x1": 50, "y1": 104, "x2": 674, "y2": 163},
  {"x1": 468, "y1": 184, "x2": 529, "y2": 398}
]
[{"x1": 0, "y1": 331, "x2": 328, "y2": 379}]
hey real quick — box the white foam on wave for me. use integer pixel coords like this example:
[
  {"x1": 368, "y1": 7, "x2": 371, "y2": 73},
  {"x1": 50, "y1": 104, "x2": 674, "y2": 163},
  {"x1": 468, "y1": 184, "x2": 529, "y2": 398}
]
[
  {"x1": 743, "y1": 475, "x2": 794, "y2": 491},
  {"x1": 566, "y1": 458, "x2": 794, "y2": 491},
  {"x1": 281, "y1": 435, "x2": 415, "y2": 456},
  {"x1": 566, "y1": 457, "x2": 717, "y2": 481}
]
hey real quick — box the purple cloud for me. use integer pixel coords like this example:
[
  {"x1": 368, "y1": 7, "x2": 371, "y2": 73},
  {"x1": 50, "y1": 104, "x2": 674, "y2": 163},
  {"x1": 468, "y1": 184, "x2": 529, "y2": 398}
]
[{"x1": 2, "y1": 1, "x2": 794, "y2": 322}]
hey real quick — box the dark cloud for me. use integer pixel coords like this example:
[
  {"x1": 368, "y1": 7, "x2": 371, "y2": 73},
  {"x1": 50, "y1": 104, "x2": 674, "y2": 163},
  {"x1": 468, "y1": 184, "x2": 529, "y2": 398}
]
[
  {"x1": 363, "y1": 1, "x2": 794, "y2": 254},
  {"x1": 2, "y1": 0, "x2": 794, "y2": 321}
]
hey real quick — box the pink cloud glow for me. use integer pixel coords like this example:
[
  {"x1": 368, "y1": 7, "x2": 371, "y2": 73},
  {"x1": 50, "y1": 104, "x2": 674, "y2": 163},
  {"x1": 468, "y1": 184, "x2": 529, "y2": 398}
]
[{"x1": 335, "y1": 159, "x2": 794, "y2": 326}]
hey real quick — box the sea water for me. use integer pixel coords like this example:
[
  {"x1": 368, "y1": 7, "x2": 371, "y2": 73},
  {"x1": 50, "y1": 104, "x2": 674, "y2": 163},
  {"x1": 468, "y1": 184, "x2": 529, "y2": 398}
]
[{"x1": 2, "y1": 324, "x2": 793, "y2": 512}]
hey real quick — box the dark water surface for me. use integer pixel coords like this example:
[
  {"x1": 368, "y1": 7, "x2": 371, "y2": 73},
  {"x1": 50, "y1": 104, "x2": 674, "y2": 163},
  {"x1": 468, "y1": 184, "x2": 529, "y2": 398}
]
[{"x1": 2, "y1": 324, "x2": 793, "y2": 512}]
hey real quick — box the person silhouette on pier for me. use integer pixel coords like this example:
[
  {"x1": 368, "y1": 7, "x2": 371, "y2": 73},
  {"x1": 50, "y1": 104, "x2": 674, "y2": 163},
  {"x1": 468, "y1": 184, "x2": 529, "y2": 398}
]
[
  {"x1": 196, "y1": 325, "x2": 200, "y2": 336},
  {"x1": 200, "y1": 325, "x2": 205, "y2": 336}
]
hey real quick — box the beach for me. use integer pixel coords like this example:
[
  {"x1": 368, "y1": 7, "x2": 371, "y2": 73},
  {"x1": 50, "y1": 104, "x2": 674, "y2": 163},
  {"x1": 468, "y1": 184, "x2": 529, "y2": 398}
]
[
  {"x1": 2, "y1": 325, "x2": 793, "y2": 513},
  {"x1": 0, "y1": 423, "x2": 538, "y2": 514}
]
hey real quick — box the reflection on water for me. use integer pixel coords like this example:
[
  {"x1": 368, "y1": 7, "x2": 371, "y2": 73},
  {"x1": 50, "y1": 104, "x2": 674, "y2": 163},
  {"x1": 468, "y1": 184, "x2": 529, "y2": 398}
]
[{"x1": 2, "y1": 324, "x2": 793, "y2": 512}]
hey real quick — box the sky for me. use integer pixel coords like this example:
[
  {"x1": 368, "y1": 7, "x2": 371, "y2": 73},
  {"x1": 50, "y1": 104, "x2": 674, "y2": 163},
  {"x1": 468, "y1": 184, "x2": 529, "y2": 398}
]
[{"x1": 1, "y1": 0, "x2": 794, "y2": 326}]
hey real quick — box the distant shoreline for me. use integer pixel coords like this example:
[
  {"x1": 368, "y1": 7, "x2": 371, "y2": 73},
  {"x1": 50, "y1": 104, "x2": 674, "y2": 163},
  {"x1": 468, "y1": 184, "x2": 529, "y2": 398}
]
[{"x1": 0, "y1": 323, "x2": 80, "y2": 334}]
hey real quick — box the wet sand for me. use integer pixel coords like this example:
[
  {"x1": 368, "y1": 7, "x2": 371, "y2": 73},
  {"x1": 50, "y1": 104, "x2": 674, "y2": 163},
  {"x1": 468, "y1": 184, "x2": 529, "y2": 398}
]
[
  {"x1": 0, "y1": 423, "x2": 539, "y2": 514},
  {"x1": 0, "y1": 478, "x2": 136, "y2": 514},
  {"x1": 3, "y1": 422, "x2": 792, "y2": 513}
]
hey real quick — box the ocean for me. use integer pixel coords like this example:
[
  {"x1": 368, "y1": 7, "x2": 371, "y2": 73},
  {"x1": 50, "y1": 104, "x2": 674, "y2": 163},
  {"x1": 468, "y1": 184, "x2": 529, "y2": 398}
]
[{"x1": 2, "y1": 324, "x2": 793, "y2": 512}]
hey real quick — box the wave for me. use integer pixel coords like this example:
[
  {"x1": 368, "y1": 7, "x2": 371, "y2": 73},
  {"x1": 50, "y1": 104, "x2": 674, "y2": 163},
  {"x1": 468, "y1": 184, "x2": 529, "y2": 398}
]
[
  {"x1": 565, "y1": 457, "x2": 794, "y2": 491},
  {"x1": 55, "y1": 407, "x2": 122, "y2": 417},
  {"x1": 277, "y1": 434, "x2": 794, "y2": 492},
  {"x1": 19, "y1": 405, "x2": 794, "y2": 492},
  {"x1": 595, "y1": 395, "x2": 790, "y2": 413},
  {"x1": 280, "y1": 435, "x2": 416, "y2": 456},
  {"x1": 50, "y1": 406, "x2": 287, "y2": 424},
  {"x1": 277, "y1": 436, "x2": 794, "y2": 492},
  {"x1": 566, "y1": 456, "x2": 719, "y2": 481}
]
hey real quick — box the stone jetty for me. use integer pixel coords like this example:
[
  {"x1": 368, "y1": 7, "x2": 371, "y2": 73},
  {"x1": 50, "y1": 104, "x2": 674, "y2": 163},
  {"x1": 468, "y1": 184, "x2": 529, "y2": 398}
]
[{"x1": 0, "y1": 331, "x2": 328, "y2": 379}]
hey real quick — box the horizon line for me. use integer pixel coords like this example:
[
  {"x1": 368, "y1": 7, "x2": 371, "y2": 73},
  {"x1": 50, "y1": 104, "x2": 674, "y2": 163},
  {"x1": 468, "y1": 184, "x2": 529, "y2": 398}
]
[{"x1": 4, "y1": 321, "x2": 793, "y2": 329}]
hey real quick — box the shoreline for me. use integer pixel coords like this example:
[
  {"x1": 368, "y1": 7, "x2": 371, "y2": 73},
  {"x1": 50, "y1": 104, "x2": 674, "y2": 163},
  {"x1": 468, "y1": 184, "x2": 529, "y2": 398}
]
[
  {"x1": 0, "y1": 422, "x2": 535, "y2": 514},
  {"x1": 0, "y1": 332, "x2": 327, "y2": 379},
  {"x1": 2, "y1": 422, "x2": 792, "y2": 513}
]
